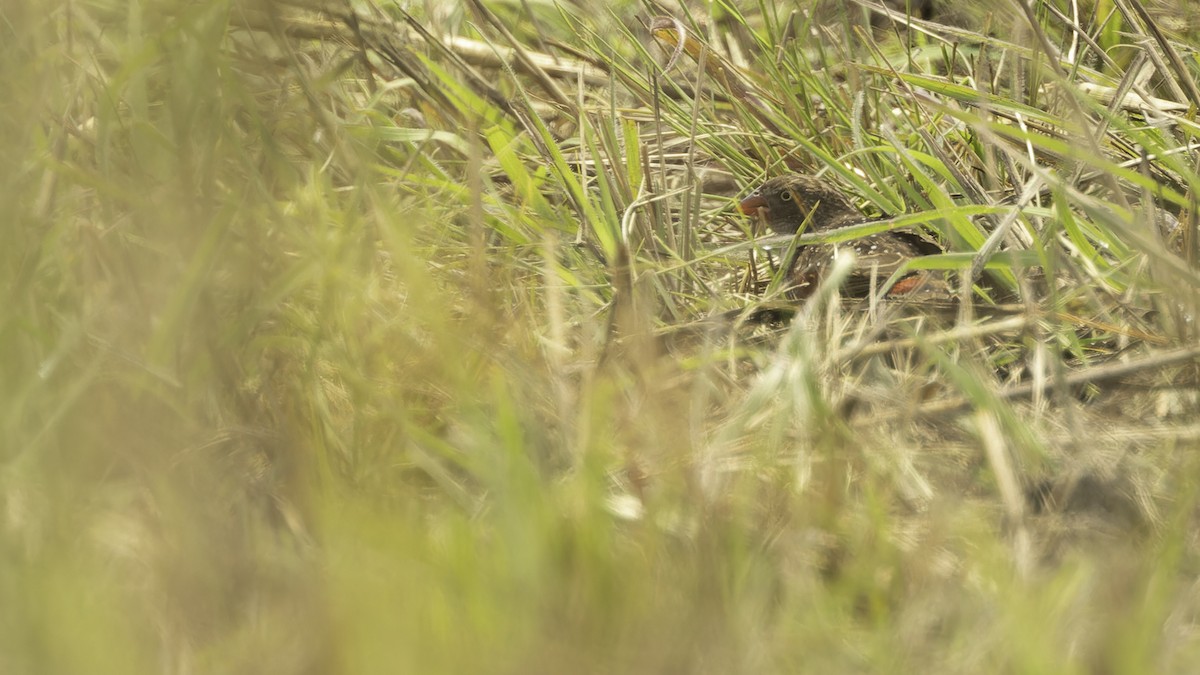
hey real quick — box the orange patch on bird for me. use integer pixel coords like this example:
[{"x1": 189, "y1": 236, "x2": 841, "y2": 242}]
[{"x1": 888, "y1": 275, "x2": 926, "y2": 295}]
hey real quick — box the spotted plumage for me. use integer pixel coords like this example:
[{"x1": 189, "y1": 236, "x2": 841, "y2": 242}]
[{"x1": 739, "y1": 174, "x2": 951, "y2": 301}]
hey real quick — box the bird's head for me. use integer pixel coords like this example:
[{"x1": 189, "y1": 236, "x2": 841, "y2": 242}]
[{"x1": 738, "y1": 174, "x2": 863, "y2": 235}]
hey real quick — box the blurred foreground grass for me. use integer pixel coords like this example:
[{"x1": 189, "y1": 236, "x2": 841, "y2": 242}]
[{"x1": 4, "y1": 0, "x2": 1200, "y2": 673}]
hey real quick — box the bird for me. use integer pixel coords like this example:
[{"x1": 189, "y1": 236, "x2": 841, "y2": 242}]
[{"x1": 738, "y1": 174, "x2": 952, "y2": 302}]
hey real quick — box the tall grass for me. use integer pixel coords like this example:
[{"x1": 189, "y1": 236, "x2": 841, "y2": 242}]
[{"x1": 4, "y1": 0, "x2": 1200, "y2": 673}]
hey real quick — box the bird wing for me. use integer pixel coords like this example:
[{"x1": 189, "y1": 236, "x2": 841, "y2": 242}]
[{"x1": 787, "y1": 232, "x2": 946, "y2": 299}]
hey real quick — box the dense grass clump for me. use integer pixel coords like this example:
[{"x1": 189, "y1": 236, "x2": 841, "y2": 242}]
[{"x1": 4, "y1": 0, "x2": 1200, "y2": 672}]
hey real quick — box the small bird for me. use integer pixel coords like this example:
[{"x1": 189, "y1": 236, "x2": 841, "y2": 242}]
[{"x1": 738, "y1": 174, "x2": 951, "y2": 301}]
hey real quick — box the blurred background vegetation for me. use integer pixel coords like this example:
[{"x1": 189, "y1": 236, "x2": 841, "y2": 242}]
[{"x1": 4, "y1": 0, "x2": 1200, "y2": 673}]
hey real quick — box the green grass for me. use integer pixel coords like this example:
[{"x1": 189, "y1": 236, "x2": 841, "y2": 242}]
[{"x1": 4, "y1": 0, "x2": 1200, "y2": 672}]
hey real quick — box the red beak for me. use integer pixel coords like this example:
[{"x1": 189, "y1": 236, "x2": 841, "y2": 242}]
[{"x1": 738, "y1": 194, "x2": 767, "y2": 216}]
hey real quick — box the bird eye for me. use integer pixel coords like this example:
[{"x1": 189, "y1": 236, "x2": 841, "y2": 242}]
[{"x1": 780, "y1": 190, "x2": 793, "y2": 202}]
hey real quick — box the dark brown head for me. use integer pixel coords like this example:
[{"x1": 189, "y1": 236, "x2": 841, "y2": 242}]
[{"x1": 738, "y1": 174, "x2": 863, "y2": 234}]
